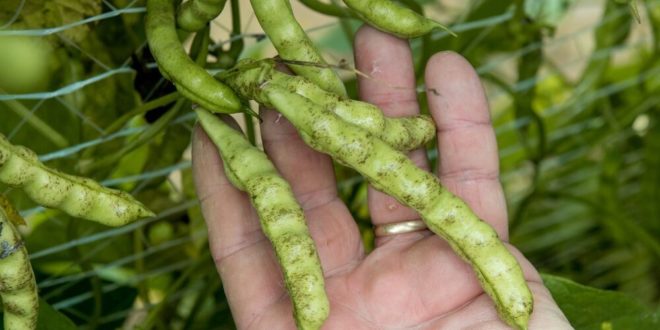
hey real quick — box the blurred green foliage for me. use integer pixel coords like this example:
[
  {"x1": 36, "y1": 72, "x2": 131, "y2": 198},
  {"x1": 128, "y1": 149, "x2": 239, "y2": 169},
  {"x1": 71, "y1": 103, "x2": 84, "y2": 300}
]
[{"x1": 0, "y1": 0, "x2": 658, "y2": 328}]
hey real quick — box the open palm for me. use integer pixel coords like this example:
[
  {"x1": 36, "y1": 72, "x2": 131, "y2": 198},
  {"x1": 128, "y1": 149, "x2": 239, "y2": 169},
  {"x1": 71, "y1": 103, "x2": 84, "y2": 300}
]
[{"x1": 192, "y1": 26, "x2": 571, "y2": 329}]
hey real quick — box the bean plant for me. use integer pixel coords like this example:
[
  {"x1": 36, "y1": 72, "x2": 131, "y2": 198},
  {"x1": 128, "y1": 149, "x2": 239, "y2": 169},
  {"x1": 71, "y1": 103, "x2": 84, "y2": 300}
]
[
  {"x1": 219, "y1": 60, "x2": 533, "y2": 329},
  {"x1": 1, "y1": 0, "x2": 656, "y2": 329},
  {"x1": 0, "y1": 0, "x2": 528, "y2": 327},
  {"x1": 147, "y1": 0, "x2": 532, "y2": 328}
]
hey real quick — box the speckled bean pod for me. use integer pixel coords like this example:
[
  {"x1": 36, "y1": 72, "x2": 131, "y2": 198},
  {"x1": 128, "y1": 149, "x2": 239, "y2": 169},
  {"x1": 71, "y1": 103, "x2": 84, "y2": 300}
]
[
  {"x1": 222, "y1": 59, "x2": 435, "y2": 151},
  {"x1": 146, "y1": 0, "x2": 242, "y2": 113},
  {"x1": 195, "y1": 109, "x2": 328, "y2": 330},
  {"x1": 223, "y1": 66, "x2": 533, "y2": 329},
  {"x1": 249, "y1": 0, "x2": 346, "y2": 96},
  {"x1": 0, "y1": 134, "x2": 154, "y2": 227},
  {"x1": 0, "y1": 208, "x2": 38, "y2": 330},
  {"x1": 342, "y1": 0, "x2": 452, "y2": 38}
]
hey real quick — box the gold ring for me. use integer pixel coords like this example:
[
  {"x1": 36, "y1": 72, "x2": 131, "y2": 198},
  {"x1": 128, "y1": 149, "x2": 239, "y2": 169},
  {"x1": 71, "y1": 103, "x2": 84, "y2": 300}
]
[{"x1": 373, "y1": 220, "x2": 428, "y2": 237}]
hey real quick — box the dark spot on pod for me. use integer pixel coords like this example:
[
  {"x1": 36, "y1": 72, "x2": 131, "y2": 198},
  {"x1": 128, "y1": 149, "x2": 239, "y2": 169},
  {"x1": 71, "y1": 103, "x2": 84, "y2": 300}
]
[
  {"x1": 15, "y1": 146, "x2": 38, "y2": 161},
  {"x1": 261, "y1": 206, "x2": 301, "y2": 227},
  {"x1": 338, "y1": 138, "x2": 370, "y2": 166},
  {"x1": 444, "y1": 214, "x2": 456, "y2": 225},
  {"x1": 401, "y1": 193, "x2": 413, "y2": 204},
  {"x1": 275, "y1": 232, "x2": 314, "y2": 267},
  {"x1": 3, "y1": 300, "x2": 22, "y2": 315}
]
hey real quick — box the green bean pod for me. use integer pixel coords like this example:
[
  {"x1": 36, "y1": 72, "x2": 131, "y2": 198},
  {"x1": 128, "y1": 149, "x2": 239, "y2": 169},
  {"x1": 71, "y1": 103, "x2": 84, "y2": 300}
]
[
  {"x1": 0, "y1": 209, "x2": 38, "y2": 330},
  {"x1": 223, "y1": 68, "x2": 533, "y2": 328},
  {"x1": 249, "y1": 0, "x2": 347, "y2": 96},
  {"x1": 342, "y1": 0, "x2": 452, "y2": 38},
  {"x1": 176, "y1": 0, "x2": 227, "y2": 32},
  {"x1": 0, "y1": 134, "x2": 154, "y2": 227},
  {"x1": 222, "y1": 60, "x2": 435, "y2": 151},
  {"x1": 195, "y1": 109, "x2": 328, "y2": 330},
  {"x1": 146, "y1": 0, "x2": 242, "y2": 113}
]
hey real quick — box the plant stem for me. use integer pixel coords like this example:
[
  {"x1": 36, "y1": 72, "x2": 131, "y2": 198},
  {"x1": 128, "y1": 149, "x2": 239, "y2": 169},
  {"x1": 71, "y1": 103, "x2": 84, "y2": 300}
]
[{"x1": 1, "y1": 96, "x2": 69, "y2": 148}]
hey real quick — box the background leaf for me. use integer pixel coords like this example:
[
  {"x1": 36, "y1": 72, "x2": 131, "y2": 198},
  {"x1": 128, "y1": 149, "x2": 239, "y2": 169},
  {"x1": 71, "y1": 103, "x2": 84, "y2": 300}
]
[
  {"x1": 542, "y1": 274, "x2": 660, "y2": 330},
  {"x1": 35, "y1": 298, "x2": 77, "y2": 330},
  {"x1": 0, "y1": 298, "x2": 77, "y2": 330}
]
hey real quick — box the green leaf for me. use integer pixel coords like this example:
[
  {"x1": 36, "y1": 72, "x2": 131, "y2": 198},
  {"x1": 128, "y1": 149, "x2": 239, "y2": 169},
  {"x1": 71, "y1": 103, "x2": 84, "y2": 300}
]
[
  {"x1": 1, "y1": 298, "x2": 77, "y2": 330},
  {"x1": 36, "y1": 298, "x2": 77, "y2": 330},
  {"x1": 542, "y1": 274, "x2": 660, "y2": 330}
]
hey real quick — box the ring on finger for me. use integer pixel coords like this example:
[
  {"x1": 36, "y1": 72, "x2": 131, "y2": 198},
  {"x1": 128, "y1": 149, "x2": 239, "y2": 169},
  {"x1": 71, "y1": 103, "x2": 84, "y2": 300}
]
[{"x1": 373, "y1": 219, "x2": 428, "y2": 237}]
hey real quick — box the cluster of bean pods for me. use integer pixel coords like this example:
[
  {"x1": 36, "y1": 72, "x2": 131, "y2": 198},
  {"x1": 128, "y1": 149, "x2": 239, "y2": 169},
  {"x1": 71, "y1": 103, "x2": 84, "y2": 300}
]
[
  {"x1": 0, "y1": 132, "x2": 155, "y2": 329},
  {"x1": 143, "y1": 0, "x2": 534, "y2": 329},
  {"x1": 0, "y1": 134, "x2": 154, "y2": 228},
  {"x1": 0, "y1": 0, "x2": 535, "y2": 328},
  {"x1": 0, "y1": 1, "x2": 547, "y2": 330}
]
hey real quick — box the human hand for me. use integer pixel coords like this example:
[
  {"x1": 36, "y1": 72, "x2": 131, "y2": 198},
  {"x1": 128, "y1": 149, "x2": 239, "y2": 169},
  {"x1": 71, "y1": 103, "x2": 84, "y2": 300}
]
[{"x1": 192, "y1": 25, "x2": 572, "y2": 329}]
